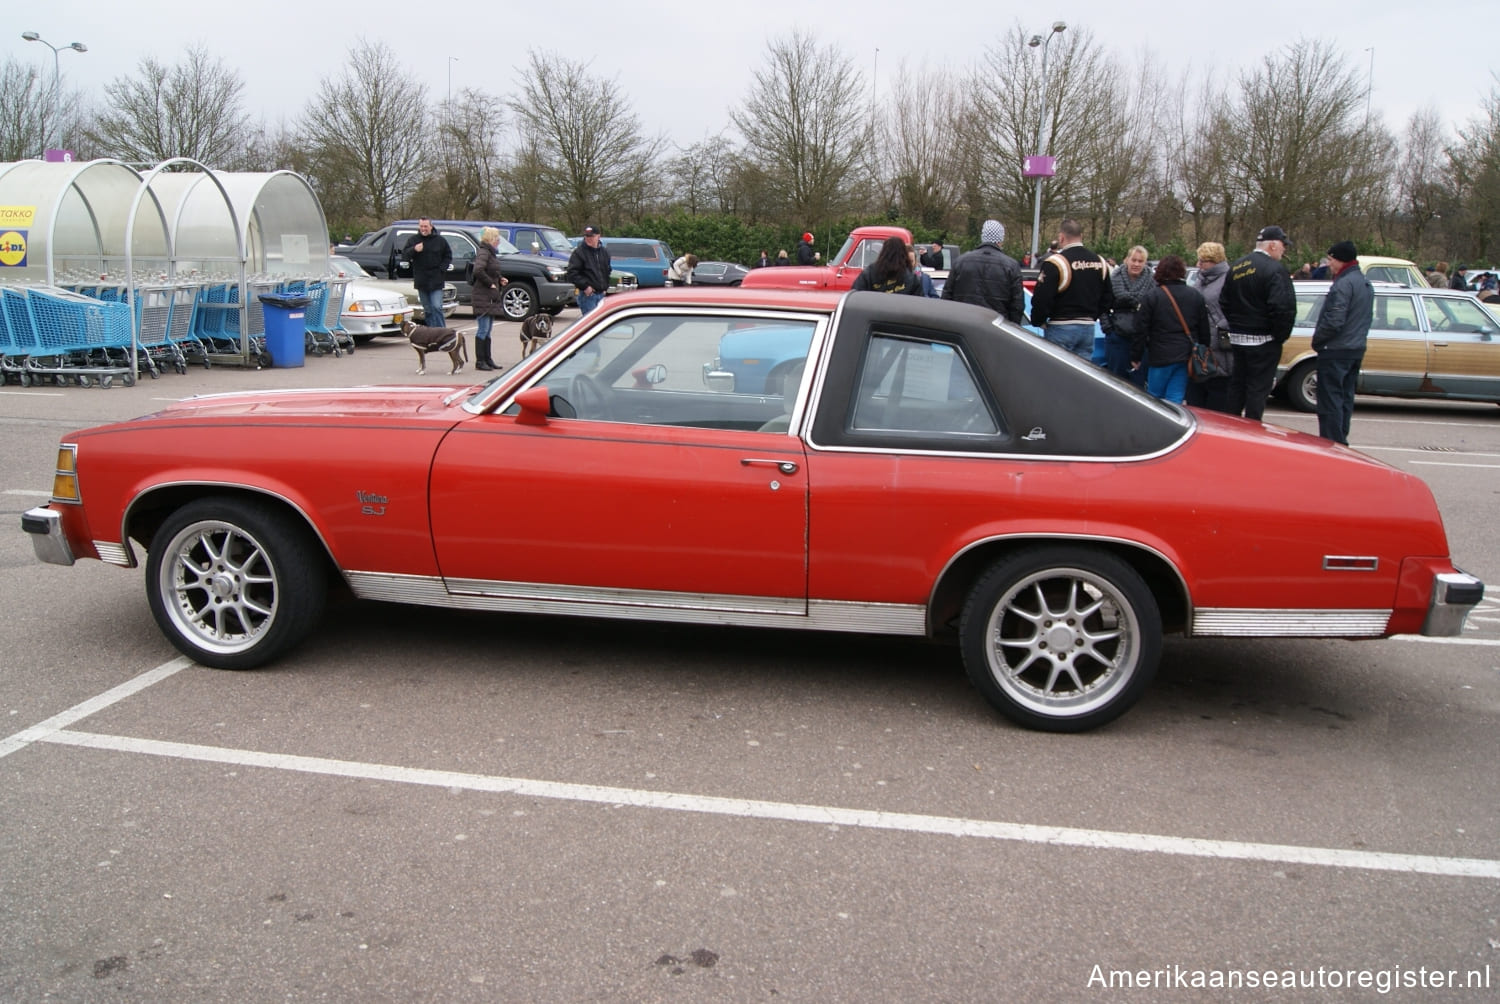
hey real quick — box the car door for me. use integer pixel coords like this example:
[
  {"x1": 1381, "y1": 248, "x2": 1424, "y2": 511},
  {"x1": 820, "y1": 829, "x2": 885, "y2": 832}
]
[
  {"x1": 1420, "y1": 293, "x2": 1500, "y2": 400},
  {"x1": 428, "y1": 309, "x2": 819, "y2": 615},
  {"x1": 1360, "y1": 292, "x2": 1429, "y2": 396}
]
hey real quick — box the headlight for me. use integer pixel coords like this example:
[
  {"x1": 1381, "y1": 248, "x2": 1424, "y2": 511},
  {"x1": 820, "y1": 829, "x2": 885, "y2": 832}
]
[
  {"x1": 349, "y1": 299, "x2": 382, "y2": 313},
  {"x1": 547, "y1": 266, "x2": 566, "y2": 280}
]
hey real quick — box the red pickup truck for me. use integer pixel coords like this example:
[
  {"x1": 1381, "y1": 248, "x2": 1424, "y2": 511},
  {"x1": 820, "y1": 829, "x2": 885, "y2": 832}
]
[{"x1": 741, "y1": 226, "x2": 915, "y2": 291}]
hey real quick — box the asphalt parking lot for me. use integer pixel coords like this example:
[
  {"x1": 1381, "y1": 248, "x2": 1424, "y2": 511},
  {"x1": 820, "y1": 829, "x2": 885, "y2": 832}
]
[{"x1": 2, "y1": 319, "x2": 1498, "y2": 1001}]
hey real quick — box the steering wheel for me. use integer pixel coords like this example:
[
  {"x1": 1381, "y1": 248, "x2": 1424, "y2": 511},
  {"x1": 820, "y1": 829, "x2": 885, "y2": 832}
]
[{"x1": 567, "y1": 373, "x2": 611, "y2": 420}]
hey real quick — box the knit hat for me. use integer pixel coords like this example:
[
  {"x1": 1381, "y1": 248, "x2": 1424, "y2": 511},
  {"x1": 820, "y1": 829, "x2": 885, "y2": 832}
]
[
  {"x1": 981, "y1": 219, "x2": 1005, "y2": 245},
  {"x1": 801, "y1": 232, "x2": 813, "y2": 243},
  {"x1": 1327, "y1": 240, "x2": 1358, "y2": 263}
]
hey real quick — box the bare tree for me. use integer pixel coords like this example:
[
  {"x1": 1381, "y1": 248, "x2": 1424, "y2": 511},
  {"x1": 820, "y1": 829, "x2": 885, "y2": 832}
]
[
  {"x1": 300, "y1": 40, "x2": 429, "y2": 222},
  {"x1": 0, "y1": 57, "x2": 62, "y2": 160},
  {"x1": 422, "y1": 88, "x2": 509, "y2": 218},
  {"x1": 959, "y1": 26, "x2": 1119, "y2": 250},
  {"x1": 730, "y1": 30, "x2": 873, "y2": 226},
  {"x1": 883, "y1": 63, "x2": 967, "y2": 231},
  {"x1": 1221, "y1": 39, "x2": 1374, "y2": 249},
  {"x1": 1447, "y1": 80, "x2": 1500, "y2": 264},
  {"x1": 85, "y1": 47, "x2": 245, "y2": 165},
  {"x1": 1166, "y1": 78, "x2": 1235, "y2": 247},
  {"x1": 508, "y1": 49, "x2": 665, "y2": 232}
]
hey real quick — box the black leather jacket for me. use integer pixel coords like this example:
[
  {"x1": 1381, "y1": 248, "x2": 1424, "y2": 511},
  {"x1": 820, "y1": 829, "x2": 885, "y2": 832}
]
[
  {"x1": 941, "y1": 245, "x2": 1025, "y2": 324},
  {"x1": 1220, "y1": 250, "x2": 1295, "y2": 342}
]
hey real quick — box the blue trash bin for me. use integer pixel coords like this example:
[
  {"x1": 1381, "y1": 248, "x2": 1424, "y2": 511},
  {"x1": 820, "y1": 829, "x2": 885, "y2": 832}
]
[{"x1": 258, "y1": 293, "x2": 311, "y2": 368}]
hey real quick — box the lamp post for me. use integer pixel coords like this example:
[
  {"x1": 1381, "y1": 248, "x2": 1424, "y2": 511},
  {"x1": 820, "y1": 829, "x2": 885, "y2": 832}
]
[
  {"x1": 1026, "y1": 21, "x2": 1066, "y2": 265},
  {"x1": 21, "y1": 31, "x2": 87, "y2": 156}
]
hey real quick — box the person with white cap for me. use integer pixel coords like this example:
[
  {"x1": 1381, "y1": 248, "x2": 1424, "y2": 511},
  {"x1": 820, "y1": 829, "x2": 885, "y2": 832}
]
[
  {"x1": 1220, "y1": 224, "x2": 1296, "y2": 420},
  {"x1": 1311, "y1": 240, "x2": 1373, "y2": 445},
  {"x1": 941, "y1": 219, "x2": 1025, "y2": 324}
]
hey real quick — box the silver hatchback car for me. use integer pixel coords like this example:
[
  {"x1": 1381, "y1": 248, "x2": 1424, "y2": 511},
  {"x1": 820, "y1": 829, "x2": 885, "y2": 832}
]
[{"x1": 1276, "y1": 282, "x2": 1500, "y2": 410}]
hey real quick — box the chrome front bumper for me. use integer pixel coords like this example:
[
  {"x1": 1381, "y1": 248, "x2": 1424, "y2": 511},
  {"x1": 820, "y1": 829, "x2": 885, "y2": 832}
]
[
  {"x1": 21, "y1": 506, "x2": 75, "y2": 566},
  {"x1": 1422, "y1": 571, "x2": 1485, "y2": 635}
]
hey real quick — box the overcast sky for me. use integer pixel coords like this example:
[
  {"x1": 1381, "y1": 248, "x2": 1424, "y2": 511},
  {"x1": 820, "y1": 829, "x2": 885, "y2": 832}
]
[{"x1": 7, "y1": 0, "x2": 1497, "y2": 157}]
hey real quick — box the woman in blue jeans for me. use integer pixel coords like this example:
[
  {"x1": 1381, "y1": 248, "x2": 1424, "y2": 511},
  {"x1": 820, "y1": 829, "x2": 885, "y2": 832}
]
[
  {"x1": 469, "y1": 227, "x2": 509, "y2": 371},
  {"x1": 1130, "y1": 255, "x2": 1210, "y2": 405}
]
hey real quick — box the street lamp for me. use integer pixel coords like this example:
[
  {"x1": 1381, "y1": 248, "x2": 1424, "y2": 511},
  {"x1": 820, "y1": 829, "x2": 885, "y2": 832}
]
[
  {"x1": 21, "y1": 31, "x2": 87, "y2": 156},
  {"x1": 1026, "y1": 21, "x2": 1066, "y2": 264}
]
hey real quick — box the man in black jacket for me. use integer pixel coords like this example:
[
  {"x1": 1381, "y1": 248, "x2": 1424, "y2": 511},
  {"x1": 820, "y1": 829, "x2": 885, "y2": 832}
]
[
  {"x1": 919, "y1": 241, "x2": 946, "y2": 269},
  {"x1": 941, "y1": 219, "x2": 1024, "y2": 324},
  {"x1": 796, "y1": 232, "x2": 818, "y2": 266},
  {"x1": 1312, "y1": 241, "x2": 1374, "y2": 445},
  {"x1": 564, "y1": 226, "x2": 611, "y2": 317},
  {"x1": 400, "y1": 218, "x2": 452, "y2": 325},
  {"x1": 1030, "y1": 218, "x2": 1112, "y2": 358},
  {"x1": 1221, "y1": 225, "x2": 1296, "y2": 420}
]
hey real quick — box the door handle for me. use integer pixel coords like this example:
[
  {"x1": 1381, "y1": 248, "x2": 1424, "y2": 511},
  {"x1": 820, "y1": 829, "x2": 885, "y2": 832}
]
[{"x1": 741, "y1": 458, "x2": 799, "y2": 474}]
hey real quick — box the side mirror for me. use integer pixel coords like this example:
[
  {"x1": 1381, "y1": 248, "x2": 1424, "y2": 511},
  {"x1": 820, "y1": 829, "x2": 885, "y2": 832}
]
[
  {"x1": 513, "y1": 385, "x2": 551, "y2": 424},
  {"x1": 702, "y1": 363, "x2": 735, "y2": 393},
  {"x1": 632, "y1": 363, "x2": 667, "y2": 388}
]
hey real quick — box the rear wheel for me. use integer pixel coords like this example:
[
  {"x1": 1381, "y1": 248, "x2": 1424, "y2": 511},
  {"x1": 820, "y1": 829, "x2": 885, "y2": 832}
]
[
  {"x1": 960, "y1": 545, "x2": 1161, "y2": 731},
  {"x1": 145, "y1": 497, "x2": 327, "y2": 669},
  {"x1": 1286, "y1": 360, "x2": 1318, "y2": 412}
]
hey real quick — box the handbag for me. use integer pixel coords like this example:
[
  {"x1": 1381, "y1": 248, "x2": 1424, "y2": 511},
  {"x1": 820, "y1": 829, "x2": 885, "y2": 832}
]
[{"x1": 1163, "y1": 286, "x2": 1231, "y2": 382}]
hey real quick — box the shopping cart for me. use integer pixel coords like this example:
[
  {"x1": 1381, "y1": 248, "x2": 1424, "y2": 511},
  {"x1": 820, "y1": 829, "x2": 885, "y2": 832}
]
[{"x1": 7, "y1": 286, "x2": 135, "y2": 387}]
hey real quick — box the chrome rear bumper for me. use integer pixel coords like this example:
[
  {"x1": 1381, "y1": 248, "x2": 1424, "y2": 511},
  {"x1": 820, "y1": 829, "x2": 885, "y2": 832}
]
[{"x1": 1422, "y1": 571, "x2": 1485, "y2": 635}]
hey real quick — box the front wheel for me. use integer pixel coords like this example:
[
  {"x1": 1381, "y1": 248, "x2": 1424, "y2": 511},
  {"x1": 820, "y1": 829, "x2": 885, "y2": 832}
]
[
  {"x1": 501, "y1": 281, "x2": 537, "y2": 321},
  {"x1": 145, "y1": 497, "x2": 328, "y2": 669},
  {"x1": 1285, "y1": 360, "x2": 1318, "y2": 412},
  {"x1": 960, "y1": 545, "x2": 1161, "y2": 732}
]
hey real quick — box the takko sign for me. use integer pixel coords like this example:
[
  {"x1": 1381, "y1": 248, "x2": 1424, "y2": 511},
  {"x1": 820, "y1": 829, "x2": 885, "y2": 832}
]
[{"x1": 0, "y1": 205, "x2": 35, "y2": 268}]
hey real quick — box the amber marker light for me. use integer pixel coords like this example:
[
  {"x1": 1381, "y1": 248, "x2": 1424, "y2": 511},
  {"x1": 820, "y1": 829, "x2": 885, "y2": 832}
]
[{"x1": 51, "y1": 444, "x2": 79, "y2": 502}]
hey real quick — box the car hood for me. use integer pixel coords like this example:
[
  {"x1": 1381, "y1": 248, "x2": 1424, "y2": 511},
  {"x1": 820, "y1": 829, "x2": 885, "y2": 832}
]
[
  {"x1": 126, "y1": 386, "x2": 474, "y2": 424},
  {"x1": 500, "y1": 251, "x2": 565, "y2": 270},
  {"x1": 742, "y1": 265, "x2": 837, "y2": 288},
  {"x1": 344, "y1": 278, "x2": 406, "y2": 304}
]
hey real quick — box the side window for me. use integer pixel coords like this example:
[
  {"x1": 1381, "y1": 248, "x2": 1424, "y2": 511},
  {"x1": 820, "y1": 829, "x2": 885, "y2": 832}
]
[
  {"x1": 1377, "y1": 295, "x2": 1420, "y2": 331},
  {"x1": 1424, "y1": 296, "x2": 1495, "y2": 334},
  {"x1": 851, "y1": 240, "x2": 885, "y2": 268},
  {"x1": 851, "y1": 333, "x2": 999, "y2": 436},
  {"x1": 1294, "y1": 294, "x2": 1323, "y2": 328},
  {"x1": 442, "y1": 231, "x2": 477, "y2": 267},
  {"x1": 515, "y1": 229, "x2": 540, "y2": 253},
  {"x1": 530, "y1": 315, "x2": 817, "y2": 431}
]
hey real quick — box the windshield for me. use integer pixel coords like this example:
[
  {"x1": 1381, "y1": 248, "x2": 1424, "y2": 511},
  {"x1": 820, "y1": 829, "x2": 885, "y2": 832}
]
[
  {"x1": 492, "y1": 235, "x2": 522, "y2": 255},
  {"x1": 536, "y1": 228, "x2": 572, "y2": 253},
  {"x1": 329, "y1": 256, "x2": 372, "y2": 277}
]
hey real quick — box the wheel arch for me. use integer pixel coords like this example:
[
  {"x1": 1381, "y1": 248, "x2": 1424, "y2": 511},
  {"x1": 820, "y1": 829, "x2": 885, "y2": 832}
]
[
  {"x1": 927, "y1": 534, "x2": 1191, "y2": 638},
  {"x1": 123, "y1": 483, "x2": 342, "y2": 585}
]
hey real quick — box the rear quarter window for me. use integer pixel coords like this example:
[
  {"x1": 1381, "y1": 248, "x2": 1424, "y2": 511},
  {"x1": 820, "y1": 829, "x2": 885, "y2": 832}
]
[{"x1": 605, "y1": 242, "x2": 662, "y2": 260}]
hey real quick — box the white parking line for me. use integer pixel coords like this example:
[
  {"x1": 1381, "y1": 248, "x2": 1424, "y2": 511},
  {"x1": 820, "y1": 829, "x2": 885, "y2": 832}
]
[
  {"x1": 3, "y1": 488, "x2": 52, "y2": 496},
  {"x1": 4, "y1": 660, "x2": 1498, "y2": 881},
  {"x1": 1410, "y1": 461, "x2": 1500, "y2": 469}
]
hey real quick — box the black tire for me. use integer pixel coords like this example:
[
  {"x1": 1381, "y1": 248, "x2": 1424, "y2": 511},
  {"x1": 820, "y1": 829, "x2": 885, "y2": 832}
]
[
  {"x1": 352, "y1": 334, "x2": 375, "y2": 346},
  {"x1": 145, "y1": 497, "x2": 328, "y2": 670},
  {"x1": 959, "y1": 545, "x2": 1161, "y2": 732},
  {"x1": 543, "y1": 305, "x2": 564, "y2": 316},
  {"x1": 501, "y1": 281, "x2": 537, "y2": 321},
  {"x1": 1285, "y1": 360, "x2": 1318, "y2": 412}
]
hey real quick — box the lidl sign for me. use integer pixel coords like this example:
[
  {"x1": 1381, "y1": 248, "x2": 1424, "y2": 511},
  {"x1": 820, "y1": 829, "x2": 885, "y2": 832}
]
[{"x1": 0, "y1": 206, "x2": 36, "y2": 268}]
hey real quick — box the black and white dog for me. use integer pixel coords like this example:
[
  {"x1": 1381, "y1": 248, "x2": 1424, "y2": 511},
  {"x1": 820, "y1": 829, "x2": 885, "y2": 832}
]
[{"x1": 519, "y1": 313, "x2": 553, "y2": 358}]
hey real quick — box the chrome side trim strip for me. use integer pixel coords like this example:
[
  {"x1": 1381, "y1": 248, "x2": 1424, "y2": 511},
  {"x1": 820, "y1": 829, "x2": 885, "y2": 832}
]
[
  {"x1": 1192, "y1": 608, "x2": 1390, "y2": 637},
  {"x1": 92, "y1": 540, "x2": 133, "y2": 567},
  {"x1": 344, "y1": 572, "x2": 927, "y2": 635}
]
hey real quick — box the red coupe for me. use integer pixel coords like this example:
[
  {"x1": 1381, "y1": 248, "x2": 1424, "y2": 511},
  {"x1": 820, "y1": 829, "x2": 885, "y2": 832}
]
[{"x1": 23, "y1": 289, "x2": 1484, "y2": 731}]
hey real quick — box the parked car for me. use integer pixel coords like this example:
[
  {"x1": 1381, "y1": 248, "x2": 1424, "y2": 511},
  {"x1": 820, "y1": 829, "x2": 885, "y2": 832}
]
[
  {"x1": 1356, "y1": 256, "x2": 1431, "y2": 288},
  {"x1": 326, "y1": 256, "x2": 455, "y2": 342},
  {"x1": 487, "y1": 222, "x2": 575, "y2": 263},
  {"x1": 688, "y1": 261, "x2": 750, "y2": 286},
  {"x1": 596, "y1": 237, "x2": 675, "y2": 287},
  {"x1": 742, "y1": 225, "x2": 914, "y2": 292},
  {"x1": 335, "y1": 222, "x2": 573, "y2": 320},
  {"x1": 23, "y1": 289, "x2": 1482, "y2": 732},
  {"x1": 1275, "y1": 281, "x2": 1500, "y2": 411}
]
